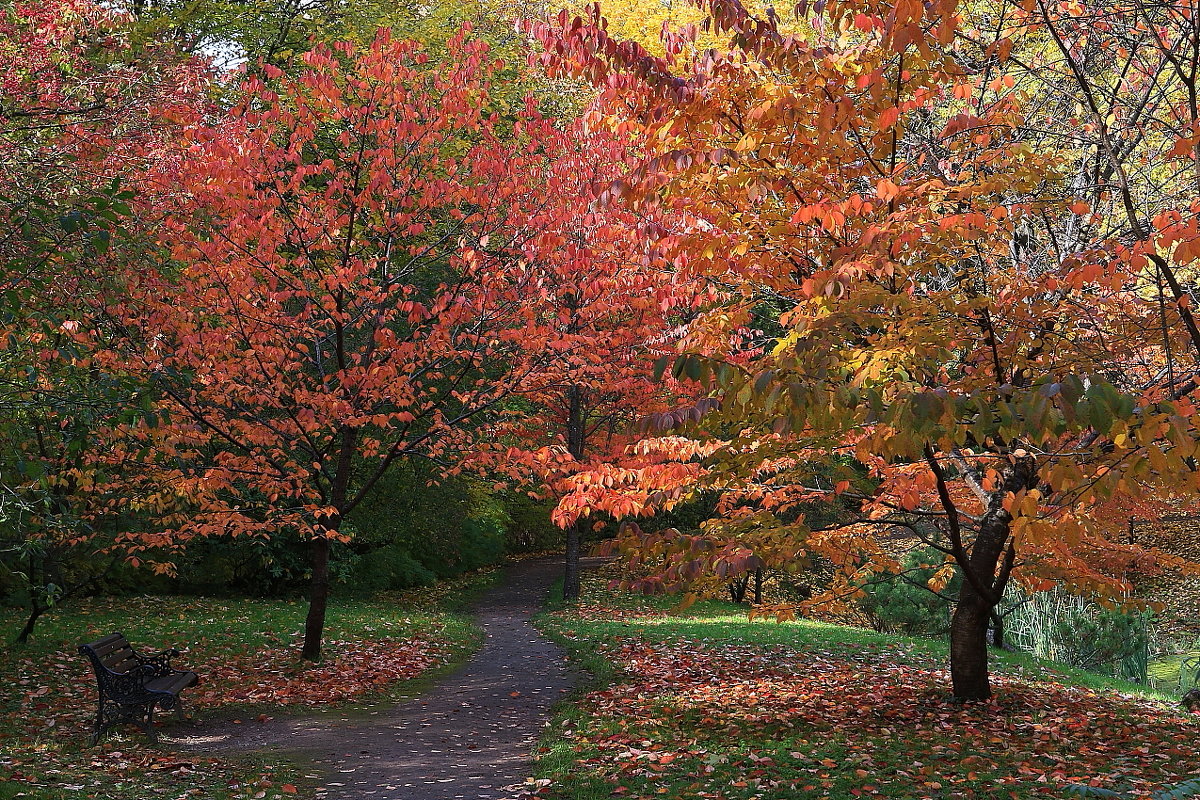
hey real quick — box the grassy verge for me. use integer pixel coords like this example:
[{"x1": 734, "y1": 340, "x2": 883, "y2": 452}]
[
  {"x1": 532, "y1": 570, "x2": 1198, "y2": 800},
  {"x1": 1149, "y1": 650, "x2": 1200, "y2": 692},
  {"x1": 0, "y1": 568, "x2": 494, "y2": 800}
]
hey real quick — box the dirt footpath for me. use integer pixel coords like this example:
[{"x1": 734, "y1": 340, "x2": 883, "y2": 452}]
[{"x1": 173, "y1": 558, "x2": 575, "y2": 799}]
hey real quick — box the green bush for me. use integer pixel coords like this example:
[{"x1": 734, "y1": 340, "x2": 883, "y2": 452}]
[
  {"x1": 167, "y1": 462, "x2": 514, "y2": 597},
  {"x1": 345, "y1": 543, "x2": 437, "y2": 593},
  {"x1": 1003, "y1": 589, "x2": 1151, "y2": 683},
  {"x1": 857, "y1": 549, "x2": 959, "y2": 636},
  {"x1": 501, "y1": 493, "x2": 562, "y2": 553},
  {"x1": 343, "y1": 463, "x2": 509, "y2": 590},
  {"x1": 1052, "y1": 605, "x2": 1151, "y2": 682},
  {"x1": 173, "y1": 534, "x2": 324, "y2": 596}
]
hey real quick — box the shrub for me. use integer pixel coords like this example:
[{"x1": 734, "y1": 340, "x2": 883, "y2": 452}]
[
  {"x1": 345, "y1": 543, "x2": 437, "y2": 593},
  {"x1": 501, "y1": 493, "x2": 561, "y2": 553},
  {"x1": 1052, "y1": 605, "x2": 1152, "y2": 682},
  {"x1": 1003, "y1": 589, "x2": 1152, "y2": 682},
  {"x1": 343, "y1": 463, "x2": 508, "y2": 590},
  {"x1": 857, "y1": 549, "x2": 959, "y2": 636}
]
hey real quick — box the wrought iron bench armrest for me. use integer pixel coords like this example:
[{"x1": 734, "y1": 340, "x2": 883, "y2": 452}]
[{"x1": 133, "y1": 647, "x2": 182, "y2": 678}]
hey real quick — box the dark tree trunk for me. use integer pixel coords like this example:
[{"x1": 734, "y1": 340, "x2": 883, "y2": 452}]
[
  {"x1": 14, "y1": 603, "x2": 47, "y2": 645},
  {"x1": 302, "y1": 534, "x2": 331, "y2": 661},
  {"x1": 950, "y1": 587, "x2": 993, "y2": 699},
  {"x1": 563, "y1": 521, "x2": 581, "y2": 601},
  {"x1": 562, "y1": 384, "x2": 586, "y2": 602},
  {"x1": 947, "y1": 452, "x2": 1037, "y2": 700},
  {"x1": 753, "y1": 568, "x2": 763, "y2": 604},
  {"x1": 302, "y1": 425, "x2": 355, "y2": 661},
  {"x1": 989, "y1": 611, "x2": 1005, "y2": 649},
  {"x1": 15, "y1": 553, "x2": 45, "y2": 645},
  {"x1": 11, "y1": 548, "x2": 115, "y2": 645},
  {"x1": 729, "y1": 574, "x2": 749, "y2": 603}
]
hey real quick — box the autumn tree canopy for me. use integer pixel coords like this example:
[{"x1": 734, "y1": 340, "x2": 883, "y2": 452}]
[
  {"x1": 473, "y1": 120, "x2": 713, "y2": 599},
  {"x1": 9, "y1": 0, "x2": 1200, "y2": 709},
  {"x1": 84, "y1": 30, "x2": 608, "y2": 659},
  {"x1": 0, "y1": 0, "x2": 211, "y2": 643}
]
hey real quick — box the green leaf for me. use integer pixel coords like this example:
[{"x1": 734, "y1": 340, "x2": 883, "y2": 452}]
[{"x1": 1155, "y1": 778, "x2": 1200, "y2": 800}]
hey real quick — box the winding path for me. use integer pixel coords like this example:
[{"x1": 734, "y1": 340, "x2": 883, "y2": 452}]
[{"x1": 175, "y1": 558, "x2": 576, "y2": 799}]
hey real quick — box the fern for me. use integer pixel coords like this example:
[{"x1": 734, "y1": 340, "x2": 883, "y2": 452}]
[{"x1": 1156, "y1": 778, "x2": 1200, "y2": 800}]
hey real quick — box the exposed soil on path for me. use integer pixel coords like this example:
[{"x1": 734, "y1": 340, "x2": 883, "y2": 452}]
[{"x1": 171, "y1": 558, "x2": 577, "y2": 799}]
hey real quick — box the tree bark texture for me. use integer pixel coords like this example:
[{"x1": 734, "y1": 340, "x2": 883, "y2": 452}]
[
  {"x1": 949, "y1": 453, "x2": 1037, "y2": 700},
  {"x1": 302, "y1": 534, "x2": 331, "y2": 661},
  {"x1": 562, "y1": 384, "x2": 585, "y2": 602},
  {"x1": 302, "y1": 425, "x2": 355, "y2": 660}
]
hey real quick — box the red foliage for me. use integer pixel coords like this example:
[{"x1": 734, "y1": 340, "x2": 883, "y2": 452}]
[{"x1": 190, "y1": 637, "x2": 445, "y2": 708}]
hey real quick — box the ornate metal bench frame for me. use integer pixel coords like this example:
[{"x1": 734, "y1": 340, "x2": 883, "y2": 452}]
[{"x1": 78, "y1": 632, "x2": 198, "y2": 744}]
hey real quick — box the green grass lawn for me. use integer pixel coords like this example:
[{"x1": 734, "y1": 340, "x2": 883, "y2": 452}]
[
  {"x1": 1148, "y1": 650, "x2": 1200, "y2": 693},
  {"x1": 0, "y1": 570, "x2": 493, "y2": 800},
  {"x1": 533, "y1": 572, "x2": 1199, "y2": 800}
]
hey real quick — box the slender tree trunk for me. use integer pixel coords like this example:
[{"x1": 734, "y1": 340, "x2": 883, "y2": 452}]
[
  {"x1": 753, "y1": 568, "x2": 763, "y2": 604},
  {"x1": 563, "y1": 520, "x2": 581, "y2": 601},
  {"x1": 14, "y1": 553, "x2": 44, "y2": 645},
  {"x1": 302, "y1": 534, "x2": 331, "y2": 661},
  {"x1": 302, "y1": 425, "x2": 355, "y2": 661},
  {"x1": 562, "y1": 384, "x2": 585, "y2": 602},
  {"x1": 14, "y1": 602, "x2": 47, "y2": 645},
  {"x1": 989, "y1": 611, "x2": 1005, "y2": 649}
]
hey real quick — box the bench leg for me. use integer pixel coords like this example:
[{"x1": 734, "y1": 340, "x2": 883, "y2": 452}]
[
  {"x1": 139, "y1": 703, "x2": 157, "y2": 743},
  {"x1": 90, "y1": 698, "x2": 121, "y2": 746},
  {"x1": 89, "y1": 703, "x2": 104, "y2": 747}
]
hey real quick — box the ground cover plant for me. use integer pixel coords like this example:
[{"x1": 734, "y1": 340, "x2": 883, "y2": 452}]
[
  {"x1": 532, "y1": 570, "x2": 1199, "y2": 799},
  {"x1": 0, "y1": 572, "x2": 488, "y2": 800}
]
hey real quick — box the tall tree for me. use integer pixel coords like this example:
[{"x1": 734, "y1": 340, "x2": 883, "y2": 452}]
[
  {"x1": 476, "y1": 122, "x2": 708, "y2": 600},
  {"x1": 0, "y1": 0, "x2": 208, "y2": 640},
  {"x1": 91, "y1": 31, "x2": 568, "y2": 659},
  {"x1": 531, "y1": 0, "x2": 1200, "y2": 700}
]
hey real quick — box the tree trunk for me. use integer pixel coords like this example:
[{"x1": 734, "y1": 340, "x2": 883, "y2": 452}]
[
  {"x1": 989, "y1": 610, "x2": 1005, "y2": 649},
  {"x1": 753, "y1": 568, "x2": 763, "y2": 604},
  {"x1": 302, "y1": 534, "x2": 331, "y2": 661},
  {"x1": 302, "y1": 425, "x2": 355, "y2": 661},
  {"x1": 300, "y1": 424, "x2": 355, "y2": 662},
  {"x1": 563, "y1": 520, "x2": 581, "y2": 601},
  {"x1": 14, "y1": 602, "x2": 46, "y2": 645},
  {"x1": 946, "y1": 451, "x2": 1036, "y2": 700},
  {"x1": 950, "y1": 588, "x2": 993, "y2": 700},
  {"x1": 562, "y1": 383, "x2": 585, "y2": 602}
]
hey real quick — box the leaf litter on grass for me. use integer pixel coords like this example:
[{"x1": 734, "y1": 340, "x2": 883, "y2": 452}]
[
  {"x1": 0, "y1": 595, "x2": 469, "y2": 799},
  {"x1": 534, "y1": 576, "x2": 1200, "y2": 800}
]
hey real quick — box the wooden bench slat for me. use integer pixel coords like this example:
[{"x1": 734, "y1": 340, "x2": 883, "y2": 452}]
[
  {"x1": 146, "y1": 671, "x2": 198, "y2": 695},
  {"x1": 91, "y1": 640, "x2": 132, "y2": 658},
  {"x1": 87, "y1": 633, "x2": 125, "y2": 651},
  {"x1": 103, "y1": 654, "x2": 140, "y2": 674},
  {"x1": 99, "y1": 645, "x2": 134, "y2": 662}
]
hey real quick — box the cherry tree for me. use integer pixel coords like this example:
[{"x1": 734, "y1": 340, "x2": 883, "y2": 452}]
[
  {"x1": 528, "y1": 0, "x2": 1200, "y2": 700},
  {"x1": 93, "y1": 30, "x2": 574, "y2": 659}
]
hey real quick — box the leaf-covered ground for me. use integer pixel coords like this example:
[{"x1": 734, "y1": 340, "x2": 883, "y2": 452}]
[
  {"x1": 0, "y1": 578, "x2": 487, "y2": 800},
  {"x1": 533, "y1": 572, "x2": 1198, "y2": 799}
]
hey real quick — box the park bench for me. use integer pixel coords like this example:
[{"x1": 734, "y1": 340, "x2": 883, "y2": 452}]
[{"x1": 78, "y1": 632, "x2": 198, "y2": 744}]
